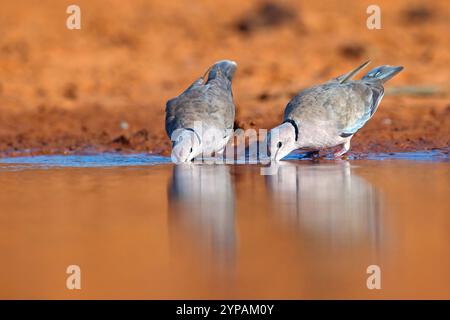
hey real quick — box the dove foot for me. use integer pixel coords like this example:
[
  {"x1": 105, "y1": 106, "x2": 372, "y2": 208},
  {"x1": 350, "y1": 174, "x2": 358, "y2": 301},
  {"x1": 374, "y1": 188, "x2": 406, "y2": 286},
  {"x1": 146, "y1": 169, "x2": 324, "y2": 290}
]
[{"x1": 303, "y1": 150, "x2": 320, "y2": 159}]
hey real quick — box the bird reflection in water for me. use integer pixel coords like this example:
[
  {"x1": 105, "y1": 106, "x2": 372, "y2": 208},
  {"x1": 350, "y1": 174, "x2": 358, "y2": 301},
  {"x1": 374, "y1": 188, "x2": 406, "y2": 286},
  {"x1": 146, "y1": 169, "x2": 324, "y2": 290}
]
[
  {"x1": 265, "y1": 161, "x2": 382, "y2": 249},
  {"x1": 168, "y1": 164, "x2": 236, "y2": 269}
]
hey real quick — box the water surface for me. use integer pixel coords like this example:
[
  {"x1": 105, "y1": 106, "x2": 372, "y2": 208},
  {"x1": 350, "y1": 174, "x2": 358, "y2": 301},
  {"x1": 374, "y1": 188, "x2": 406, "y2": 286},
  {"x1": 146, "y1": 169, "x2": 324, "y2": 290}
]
[{"x1": 0, "y1": 153, "x2": 448, "y2": 299}]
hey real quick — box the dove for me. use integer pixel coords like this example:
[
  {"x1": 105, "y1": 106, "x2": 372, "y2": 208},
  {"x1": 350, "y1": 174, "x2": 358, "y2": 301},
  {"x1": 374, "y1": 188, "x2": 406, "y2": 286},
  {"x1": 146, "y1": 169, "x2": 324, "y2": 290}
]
[
  {"x1": 268, "y1": 61, "x2": 403, "y2": 160},
  {"x1": 165, "y1": 60, "x2": 237, "y2": 163}
]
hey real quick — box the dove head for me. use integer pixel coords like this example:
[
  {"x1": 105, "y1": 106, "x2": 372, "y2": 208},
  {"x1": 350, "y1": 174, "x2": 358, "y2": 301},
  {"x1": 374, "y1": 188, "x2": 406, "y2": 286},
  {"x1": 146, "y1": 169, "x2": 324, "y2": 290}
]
[
  {"x1": 171, "y1": 129, "x2": 202, "y2": 163},
  {"x1": 207, "y1": 60, "x2": 237, "y2": 83},
  {"x1": 268, "y1": 120, "x2": 299, "y2": 161}
]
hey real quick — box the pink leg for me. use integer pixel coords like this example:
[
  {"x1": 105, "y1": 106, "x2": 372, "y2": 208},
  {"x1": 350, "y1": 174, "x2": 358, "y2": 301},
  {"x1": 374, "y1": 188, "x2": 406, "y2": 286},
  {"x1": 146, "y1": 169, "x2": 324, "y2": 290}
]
[{"x1": 334, "y1": 140, "x2": 351, "y2": 158}]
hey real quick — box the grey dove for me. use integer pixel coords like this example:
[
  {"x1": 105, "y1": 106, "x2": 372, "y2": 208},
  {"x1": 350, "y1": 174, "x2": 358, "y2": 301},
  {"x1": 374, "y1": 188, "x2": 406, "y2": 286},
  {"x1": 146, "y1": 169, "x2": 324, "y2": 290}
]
[
  {"x1": 268, "y1": 61, "x2": 403, "y2": 160},
  {"x1": 166, "y1": 60, "x2": 237, "y2": 163}
]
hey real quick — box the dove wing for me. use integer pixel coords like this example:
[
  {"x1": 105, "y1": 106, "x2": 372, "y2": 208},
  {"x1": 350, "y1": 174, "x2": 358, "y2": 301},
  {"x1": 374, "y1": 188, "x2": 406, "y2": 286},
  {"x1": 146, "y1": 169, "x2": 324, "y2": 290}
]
[
  {"x1": 165, "y1": 81, "x2": 234, "y2": 138},
  {"x1": 285, "y1": 82, "x2": 384, "y2": 137}
]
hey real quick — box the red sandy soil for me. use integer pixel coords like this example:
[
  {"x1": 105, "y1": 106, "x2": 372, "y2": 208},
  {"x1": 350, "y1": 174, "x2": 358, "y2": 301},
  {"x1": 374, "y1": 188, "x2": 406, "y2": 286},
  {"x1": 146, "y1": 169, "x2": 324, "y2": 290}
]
[{"x1": 0, "y1": 0, "x2": 449, "y2": 157}]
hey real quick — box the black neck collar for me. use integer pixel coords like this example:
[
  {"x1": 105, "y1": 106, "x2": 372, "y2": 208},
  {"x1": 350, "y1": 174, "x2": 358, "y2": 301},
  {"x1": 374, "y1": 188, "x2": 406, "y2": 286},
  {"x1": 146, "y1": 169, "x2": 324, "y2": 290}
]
[
  {"x1": 184, "y1": 128, "x2": 202, "y2": 145},
  {"x1": 283, "y1": 119, "x2": 299, "y2": 141}
]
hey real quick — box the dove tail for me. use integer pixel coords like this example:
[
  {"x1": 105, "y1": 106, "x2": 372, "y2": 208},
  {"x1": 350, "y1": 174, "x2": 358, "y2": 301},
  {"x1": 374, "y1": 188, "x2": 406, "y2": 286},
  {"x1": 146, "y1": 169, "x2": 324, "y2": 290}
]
[
  {"x1": 338, "y1": 60, "x2": 371, "y2": 84},
  {"x1": 362, "y1": 65, "x2": 404, "y2": 83}
]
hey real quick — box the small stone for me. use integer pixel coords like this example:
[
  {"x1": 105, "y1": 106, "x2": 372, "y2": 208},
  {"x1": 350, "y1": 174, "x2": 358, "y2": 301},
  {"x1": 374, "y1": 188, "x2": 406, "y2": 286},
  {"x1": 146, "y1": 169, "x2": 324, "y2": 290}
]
[
  {"x1": 120, "y1": 121, "x2": 129, "y2": 130},
  {"x1": 382, "y1": 118, "x2": 392, "y2": 126}
]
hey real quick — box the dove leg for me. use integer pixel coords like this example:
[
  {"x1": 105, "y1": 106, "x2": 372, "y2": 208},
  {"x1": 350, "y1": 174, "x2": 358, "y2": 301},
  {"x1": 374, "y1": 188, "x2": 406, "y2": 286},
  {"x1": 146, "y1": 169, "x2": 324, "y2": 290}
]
[
  {"x1": 216, "y1": 134, "x2": 232, "y2": 156},
  {"x1": 216, "y1": 140, "x2": 228, "y2": 155},
  {"x1": 216, "y1": 148, "x2": 225, "y2": 155},
  {"x1": 334, "y1": 139, "x2": 351, "y2": 158}
]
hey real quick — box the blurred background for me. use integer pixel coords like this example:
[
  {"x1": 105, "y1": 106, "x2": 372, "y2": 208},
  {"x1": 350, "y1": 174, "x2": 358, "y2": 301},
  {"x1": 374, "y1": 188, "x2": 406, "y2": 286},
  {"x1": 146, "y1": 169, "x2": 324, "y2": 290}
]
[{"x1": 0, "y1": 0, "x2": 448, "y2": 156}]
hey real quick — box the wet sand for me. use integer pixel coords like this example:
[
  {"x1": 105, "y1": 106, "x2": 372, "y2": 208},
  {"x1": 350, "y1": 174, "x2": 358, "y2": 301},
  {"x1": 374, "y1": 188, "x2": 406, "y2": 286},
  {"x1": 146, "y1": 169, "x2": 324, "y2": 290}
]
[
  {"x1": 0, "y1": 0, "x2": 449, "y2": 156},
  {"x1": 0, "y1": 156, "x2": 448, "y2": 299}
]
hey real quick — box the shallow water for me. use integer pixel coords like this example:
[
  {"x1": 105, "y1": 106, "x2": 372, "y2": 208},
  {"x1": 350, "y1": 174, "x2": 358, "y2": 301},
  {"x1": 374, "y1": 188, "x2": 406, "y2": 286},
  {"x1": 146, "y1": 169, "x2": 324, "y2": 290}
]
[{"x1": 0, "y1": 152, "x2": 449, "y2": 299}]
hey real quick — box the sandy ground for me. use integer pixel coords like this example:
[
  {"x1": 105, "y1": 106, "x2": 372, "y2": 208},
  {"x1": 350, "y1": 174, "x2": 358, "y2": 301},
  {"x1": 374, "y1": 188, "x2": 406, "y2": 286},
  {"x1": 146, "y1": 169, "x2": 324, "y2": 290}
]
[{"x1": 0, "y1": 0, "x2": 449, "y2": 157}]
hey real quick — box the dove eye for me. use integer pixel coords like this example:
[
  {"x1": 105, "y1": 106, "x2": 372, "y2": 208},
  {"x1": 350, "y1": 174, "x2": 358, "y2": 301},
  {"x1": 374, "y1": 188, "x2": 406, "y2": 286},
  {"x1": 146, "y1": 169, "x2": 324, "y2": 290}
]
[{"x1": 277, "y1": 142, "x2": 282, "y2": 149}]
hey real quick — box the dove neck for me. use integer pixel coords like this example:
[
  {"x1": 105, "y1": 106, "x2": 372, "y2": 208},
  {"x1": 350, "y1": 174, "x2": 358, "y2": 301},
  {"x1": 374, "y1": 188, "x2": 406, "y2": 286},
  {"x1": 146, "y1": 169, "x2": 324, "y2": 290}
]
[{"x1": 206, "y1": 76, "x2": 232, "y2": 90}]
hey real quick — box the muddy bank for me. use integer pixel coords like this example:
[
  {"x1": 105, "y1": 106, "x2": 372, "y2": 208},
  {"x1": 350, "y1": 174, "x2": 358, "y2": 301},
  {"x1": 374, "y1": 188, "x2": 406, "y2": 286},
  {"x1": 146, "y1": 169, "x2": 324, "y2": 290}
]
[
  {"x1": 0, "y1": 96, "x2": 449, "y2": 158},
  {"x1": 0, "y1": 0, "x2": 449, "y2": 157}
]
